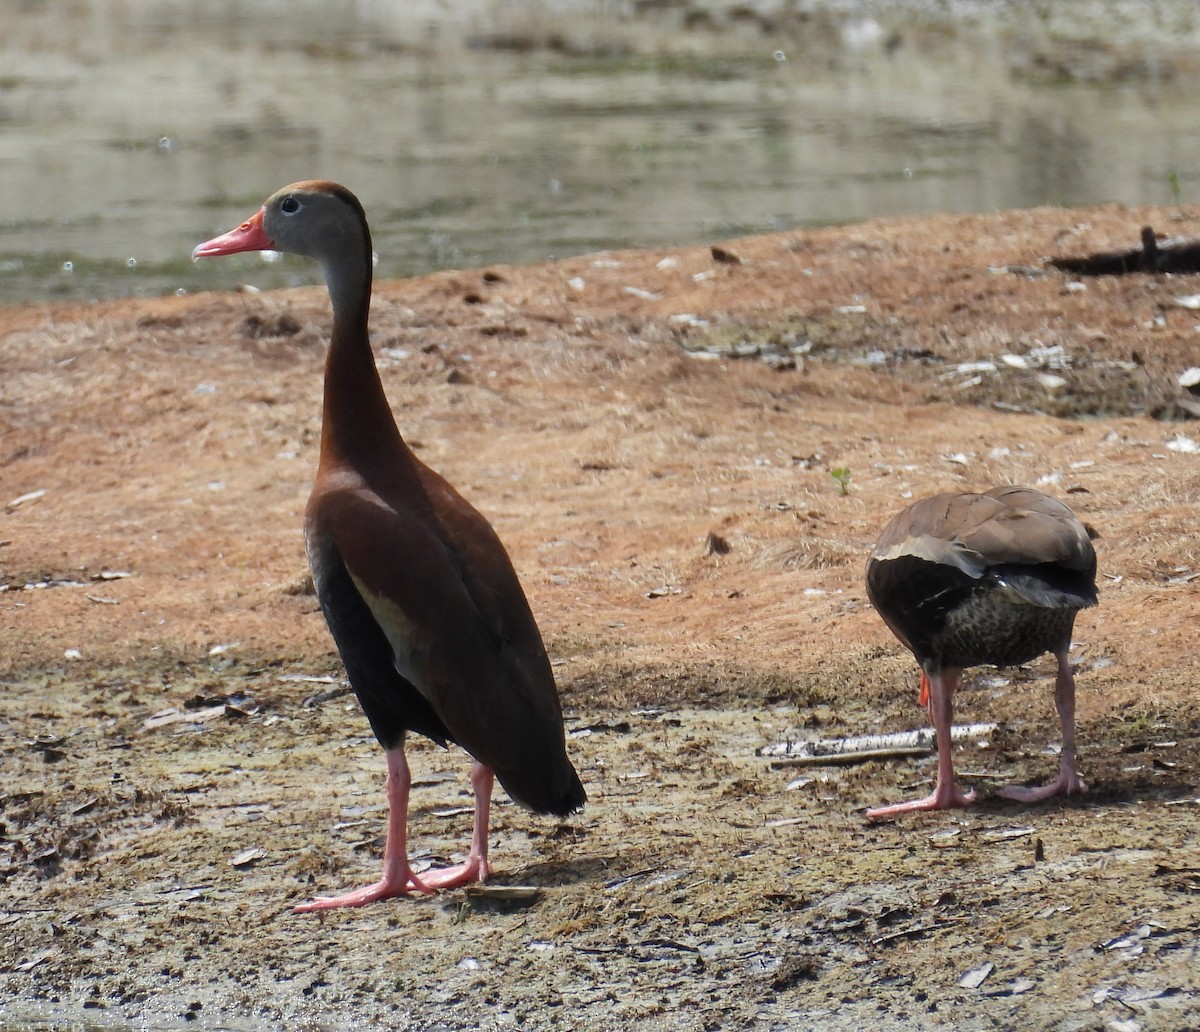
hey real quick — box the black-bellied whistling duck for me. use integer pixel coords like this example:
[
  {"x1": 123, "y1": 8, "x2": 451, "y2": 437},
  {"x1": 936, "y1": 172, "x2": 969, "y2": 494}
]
[
  {"x1": 864, "y1": 486, "x2": 1098, "y2": 819},
  {"x1": 193, "y1": 181, "x2": 585, "y2": 911}
]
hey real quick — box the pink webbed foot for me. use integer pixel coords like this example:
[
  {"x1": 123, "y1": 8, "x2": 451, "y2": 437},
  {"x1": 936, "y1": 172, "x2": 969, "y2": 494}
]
[
  {"x1": 415, "y1": 854, "x2": 491, "y2": 891},
  {"x1": 414, "y1": 761, "x2": 494, "y2": 891},
  {"x1": 293, "y1": 869, "x2": 435, "y2": 913},
  {"x1": 996, "y1": 769, "x2": 1088, "y2": 804},
  {"x1": 866, "y1": 783, "x2": 977, "y2": 820}
]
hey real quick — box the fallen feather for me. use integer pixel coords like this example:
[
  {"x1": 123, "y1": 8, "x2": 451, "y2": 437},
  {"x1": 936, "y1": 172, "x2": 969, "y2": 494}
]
[
  {"x1": 229, "y1": 848, "x2": 266, "y2": 868},
  {"x1": 141, "y1": 704, "x2": 230, "y2": 730},
  {"x1": 1165, "y1": 434, "x2": 1199, "y2": 453},
  {"x1": 6, "y1": 489, "x2": 46, "y2": 511},
  {"x1": 958, "y1": 961, "x2": 994, "y2": 989}
]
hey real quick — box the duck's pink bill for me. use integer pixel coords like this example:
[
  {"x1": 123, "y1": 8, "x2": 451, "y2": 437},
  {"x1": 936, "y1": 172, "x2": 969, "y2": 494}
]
[{"x1": 192, "y1": 208, "x2": 273, "y2": 260}]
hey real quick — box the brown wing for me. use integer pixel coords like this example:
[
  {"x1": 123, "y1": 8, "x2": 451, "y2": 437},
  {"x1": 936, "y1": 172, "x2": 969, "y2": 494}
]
[
  {"x1": 866, "y1": 487, "x2": 1098, "y2": 661},
  {"x1": 307, "y1": 462, "x2": 585, "y2": 817},
  {"x1": 872, "y1": 486, "x2": 1094, "y2": 576}
]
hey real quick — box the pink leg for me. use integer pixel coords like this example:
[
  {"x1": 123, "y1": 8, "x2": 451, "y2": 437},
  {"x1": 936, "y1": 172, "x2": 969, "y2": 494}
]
[
  {"x1": 294, "y1": 746, "x2": 435, "y2": 912},
  {"x1": 418, "y1": 761, "x2": 494, "y2": 890},
  {"x1": 998, "y1": 646, "x2": 1089, "y2": 803},
  {"x1": 867, "y1": 668, "x2": 977, "y2": 819}
]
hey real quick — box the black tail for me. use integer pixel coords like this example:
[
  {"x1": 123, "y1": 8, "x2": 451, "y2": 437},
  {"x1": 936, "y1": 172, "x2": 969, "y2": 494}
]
[
  {"x1": 993, "y1": 562, "x2": 1098, "y2": 610},
  {"x1": 497, "y1": 755, "x2": 586, "y2": 817}
]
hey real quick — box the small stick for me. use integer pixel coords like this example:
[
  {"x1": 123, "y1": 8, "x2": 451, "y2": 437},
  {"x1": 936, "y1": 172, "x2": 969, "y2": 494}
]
[{"x1": 761, "y1": 723, "x2": 997, "y2": 766}]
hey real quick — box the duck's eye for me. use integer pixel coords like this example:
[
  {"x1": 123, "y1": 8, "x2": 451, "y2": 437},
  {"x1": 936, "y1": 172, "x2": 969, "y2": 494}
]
[{"x1": 280, "y1": 197, "x2": 301, "y2": 215}]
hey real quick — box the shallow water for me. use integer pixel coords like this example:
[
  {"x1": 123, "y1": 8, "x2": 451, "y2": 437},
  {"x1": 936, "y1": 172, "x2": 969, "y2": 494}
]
[{"x1": 3, "y1": 0, "x2": 1200, "y2": 305}]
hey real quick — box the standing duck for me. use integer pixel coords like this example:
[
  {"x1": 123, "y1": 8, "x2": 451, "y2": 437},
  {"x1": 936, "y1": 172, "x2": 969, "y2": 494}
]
[
  {"x1": 864, "y1": 486, "x2": 1097, "y2": 818},
  {"x1": 194, "y1": 181, "x2": 585, "y2": 910}
]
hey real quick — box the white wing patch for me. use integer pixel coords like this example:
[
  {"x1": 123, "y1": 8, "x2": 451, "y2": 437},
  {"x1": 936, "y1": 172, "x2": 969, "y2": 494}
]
[{"x1": 873, "y1": 534, "x2": 987, "y2": 579}]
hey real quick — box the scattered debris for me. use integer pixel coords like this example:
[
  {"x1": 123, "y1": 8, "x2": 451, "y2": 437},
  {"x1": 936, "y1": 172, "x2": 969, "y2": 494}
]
[
  {"x1": 766, "y1": 954, "x2": 820, "y2": 989},
  {"x1": 301, "y1": 685, "x2": 354, "y2": 708},
  {"x1": 1099, "y1": 922, "x2": 1164, "y2": 953},
  {"x1": 704, "y1": 531, "x2": 731, "y2": 556},
  {"x1": 980, "y1": 827, "x2": 1035, "y2": 843},
  {"x1": 1048, "y1": 225, "x2": 1200, "y2": 275},
  {"x1": 569, "y1": 720, "x2": 632, "y2": 737}
]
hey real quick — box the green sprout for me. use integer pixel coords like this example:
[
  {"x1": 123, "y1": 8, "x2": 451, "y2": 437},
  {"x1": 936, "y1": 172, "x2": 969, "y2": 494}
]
[{"x1": 830, "y1": 467, "x2": 851, "y2": 495}]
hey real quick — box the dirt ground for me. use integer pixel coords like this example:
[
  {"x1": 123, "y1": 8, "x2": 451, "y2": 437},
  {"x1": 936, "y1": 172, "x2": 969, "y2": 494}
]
[{"x1": 1, "y1": 204, "x2": 1199, "y2": 1030}]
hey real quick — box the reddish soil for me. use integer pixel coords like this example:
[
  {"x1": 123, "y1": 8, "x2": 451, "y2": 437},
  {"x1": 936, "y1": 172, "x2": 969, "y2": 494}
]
[{"x1": 1, "y1": 204, "x2": 1198, "y2": 1029}]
